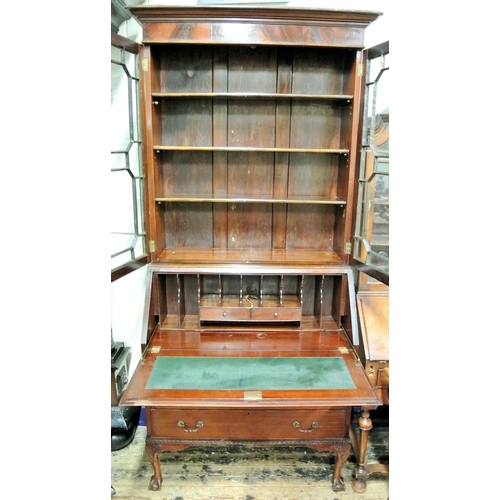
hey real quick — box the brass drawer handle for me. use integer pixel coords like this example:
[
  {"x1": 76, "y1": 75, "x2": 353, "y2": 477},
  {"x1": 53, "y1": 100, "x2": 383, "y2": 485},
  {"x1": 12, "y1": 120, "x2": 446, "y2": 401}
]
[
  {"x1": 178, "y1": 420, "x2": 204, "y2": 433},
  {"x1": 293, "y1": 421, "x2": 319, "y2": 433}
]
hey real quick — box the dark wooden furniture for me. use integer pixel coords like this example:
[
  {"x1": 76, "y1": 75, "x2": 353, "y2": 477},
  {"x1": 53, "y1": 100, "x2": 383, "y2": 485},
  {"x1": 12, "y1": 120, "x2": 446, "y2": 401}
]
[
  {"x1": 350, "y1": 272, "x2": 389, "y2": 492},
  {"x1": 121, "y1": 5, "x2": 382, "y2": 495}
]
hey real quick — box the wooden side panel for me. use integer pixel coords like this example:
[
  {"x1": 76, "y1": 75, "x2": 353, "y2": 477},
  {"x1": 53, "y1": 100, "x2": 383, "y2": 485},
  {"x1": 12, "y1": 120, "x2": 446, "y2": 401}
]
[{"x1": 182, "y1": 274, "x2": 200, "y2": 315}]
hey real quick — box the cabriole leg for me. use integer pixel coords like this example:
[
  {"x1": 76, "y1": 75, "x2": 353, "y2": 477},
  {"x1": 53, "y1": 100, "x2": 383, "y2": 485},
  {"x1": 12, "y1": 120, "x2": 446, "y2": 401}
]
[
  {"x1": 145, "y1": 439, "x2": 163, "y2": 491},
  {"x1": 332, "y1": 441, "x2": 351, "y2": 492}
]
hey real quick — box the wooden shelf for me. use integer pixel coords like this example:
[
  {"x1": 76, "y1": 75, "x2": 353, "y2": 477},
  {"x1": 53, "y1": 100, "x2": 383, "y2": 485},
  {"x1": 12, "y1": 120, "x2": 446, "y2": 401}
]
[
  {"x1": 160, "y1": 314, "x2": 336, "y2": 333},
  {"x1": 154, "y1": 248, "x2": 344, "y2": 268},
  {"x1": 155, "y1": 194, "x2": 347, "y2": 205},
  {"x1": 153, "y1": 146, "x2": 350, "y2": 154},
  {"x1": 152, "y1": 92, "x2": 354, "y2": 101}
]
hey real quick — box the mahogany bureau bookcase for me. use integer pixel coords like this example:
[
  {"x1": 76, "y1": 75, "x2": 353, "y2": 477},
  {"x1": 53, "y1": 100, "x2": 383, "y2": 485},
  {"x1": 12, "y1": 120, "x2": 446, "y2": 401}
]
[{"x1": 120, "y1": 5, "x2": 383, "y2": 495}]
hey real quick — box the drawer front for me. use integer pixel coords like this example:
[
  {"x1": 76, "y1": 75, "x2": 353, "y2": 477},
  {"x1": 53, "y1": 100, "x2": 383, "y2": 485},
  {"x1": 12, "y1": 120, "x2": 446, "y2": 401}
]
[
  {"x1": 250, "y1": 307, "x2": 302, "y2": 322},
  {"x1": 365, "y1": 361, "x2": 389, "y2": 388},
  {"x1": 199, "y1": 307, "x2": 250, "y2": 321},
  {"x1": 199, "y1": 306, "x2": 302, "y2": 323},
  {"x1": 378, "y1": 364, "x2": 389, "y2": 387},
  {"x1": 149, "y1": 408, "x2": 348, "y2": 440}
]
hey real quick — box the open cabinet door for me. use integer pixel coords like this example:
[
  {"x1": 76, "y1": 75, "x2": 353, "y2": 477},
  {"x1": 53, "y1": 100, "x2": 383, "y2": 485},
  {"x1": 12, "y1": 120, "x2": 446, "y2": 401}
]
[
  {"x1": 353, "y1": 38, "x2": 389, "y2": 392},
  {"x1": 111, "y1": 30, "x2": 148, "y2": 283},
  {"x1": 350, "y1": 40, "x2": 389, "y2": 493},
  {"x1": 353, "y1": 41, "x2": 389, "y2": 287}
]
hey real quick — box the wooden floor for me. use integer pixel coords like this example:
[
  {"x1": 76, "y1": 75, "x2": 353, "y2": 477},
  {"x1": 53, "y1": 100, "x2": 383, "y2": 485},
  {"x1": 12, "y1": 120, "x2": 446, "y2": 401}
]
[{"x1": 111, "y1": 407, "x2": 388, "y2": 500}]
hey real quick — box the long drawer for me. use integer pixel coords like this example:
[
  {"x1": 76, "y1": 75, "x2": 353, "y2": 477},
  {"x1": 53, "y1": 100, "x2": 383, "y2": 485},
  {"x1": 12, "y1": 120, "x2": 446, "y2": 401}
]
[{"x1": 149, "y1": 408, "x2": 349, "y2": 440}]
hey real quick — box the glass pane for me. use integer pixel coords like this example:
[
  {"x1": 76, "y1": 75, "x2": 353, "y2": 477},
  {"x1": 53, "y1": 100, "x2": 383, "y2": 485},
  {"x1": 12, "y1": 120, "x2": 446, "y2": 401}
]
[
  {"x1": 368, "y1": 53, "x2": 389, "y2": 117},
  {"x1": 111, "y1": 44, "x2": 122, "y2": 62},
  {"x1": 111, "y1": 61, "x2": 131, "y2": 152},
  {"x1": 111, "y1": 233, "x2": 135, "y2": 260},
  {"x1": 133, "y1": 234, "x2": 145, "y2": 258},
  {"x1": 111, "y1": 170, "x2": 135, "y2": 234},
  {"x1": 124, "y1": 48, "x2": 137, "y2": 79}
]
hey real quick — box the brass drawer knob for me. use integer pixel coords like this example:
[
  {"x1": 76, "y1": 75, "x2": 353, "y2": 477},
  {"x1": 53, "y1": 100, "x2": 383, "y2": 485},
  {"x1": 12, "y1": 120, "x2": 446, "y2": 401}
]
[
  {"x1": 293, "y1": 421, "x2": 319, "y2": 433},
  {"x1": 178, "y1": 420, "x2": 204, "y2": 433}
]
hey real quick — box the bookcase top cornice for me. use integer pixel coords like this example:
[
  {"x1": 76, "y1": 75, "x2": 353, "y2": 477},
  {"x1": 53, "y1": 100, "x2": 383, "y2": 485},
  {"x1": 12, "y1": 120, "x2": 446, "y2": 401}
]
[{"x1": 129, "y1": 6, "x2": 382, "y2": 26}]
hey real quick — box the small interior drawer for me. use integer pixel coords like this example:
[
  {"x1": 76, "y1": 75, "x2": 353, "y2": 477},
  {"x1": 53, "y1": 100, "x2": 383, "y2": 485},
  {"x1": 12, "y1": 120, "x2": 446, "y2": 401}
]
[
  {"x1": 199, "y1": 306, "x2": 250, "y2": 322},
  {"x1": 250, "y1": 307, "x2": 302, "y2": 322}
]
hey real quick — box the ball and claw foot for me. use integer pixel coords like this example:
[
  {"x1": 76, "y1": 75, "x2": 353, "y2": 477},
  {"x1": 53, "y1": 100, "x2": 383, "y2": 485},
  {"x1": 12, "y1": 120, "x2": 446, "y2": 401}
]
[
  {"x1": 148, "y1": 476, "x2": 162, "y2": 491},
  {"x1": 332, "y1": 476, "x2": 346, "y2": 492}
]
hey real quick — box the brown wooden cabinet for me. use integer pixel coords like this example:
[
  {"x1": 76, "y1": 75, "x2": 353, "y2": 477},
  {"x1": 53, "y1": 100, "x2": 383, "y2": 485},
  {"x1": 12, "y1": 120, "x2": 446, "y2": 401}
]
[{"x1": 121, "y1": 5, "x2": 382, "y2": 495}]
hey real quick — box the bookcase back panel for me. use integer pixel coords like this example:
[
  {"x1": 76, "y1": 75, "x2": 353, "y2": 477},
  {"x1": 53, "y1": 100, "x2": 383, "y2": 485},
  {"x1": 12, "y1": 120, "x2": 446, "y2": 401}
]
[
  {"x1": 157, "y1": 45, "x2": 213, "y2": 93},
  {"x1": 228, "y1": 203, "x2": 273, "y2": 249},
  {"x1": 290, "y1": 102, "x2": 342, "y2": 149},
  {"x1": 228, "y1": 46, "x2": 277, "y2": 93},
  {"x1": 227, "y1": 100, "x2": 276, "y2": 148},
  {"x1": 164, "y1": 202, "x2": 214, "y2": 248},
  {"x1": 152, "y1": 45, "x2": 356, "y2": 94},
  {"x1": 227, "y1": 154, "x2": 274, "y2": 196},
  {"x1": 292, "y1": 48, "x2": 353, "y2": 95},
  {"x1": 288, "y1": 155, "x2": 338, "y2": 197},
  {"x1": 159, "y1": 203, "x2": 342, "y2": 251},
  {"x1": 286, "y1": 204, "x2": 335, "y2": 250},
  {"x1": 182, "y1": 274, "x2": 199, "y2": 314},
  {"x1": 160, "y1": 100, "x2": 212, "y2": 147},
  {"x1": 162, "y1": 151, "x2": 213, "y2": 195}
]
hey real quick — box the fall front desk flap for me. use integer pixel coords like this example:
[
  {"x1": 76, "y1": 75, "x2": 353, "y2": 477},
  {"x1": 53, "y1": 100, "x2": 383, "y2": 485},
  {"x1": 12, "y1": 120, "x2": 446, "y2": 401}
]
[{"x1": 146, "y1": 356, "x2": 356, "y2": 391}]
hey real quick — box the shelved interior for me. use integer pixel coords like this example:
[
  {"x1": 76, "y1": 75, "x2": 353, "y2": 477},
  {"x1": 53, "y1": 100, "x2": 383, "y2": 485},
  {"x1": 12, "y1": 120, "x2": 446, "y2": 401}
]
[
  {"x1": 147, "y1": 44, "x2": 358, "y2": 263},
  {"x1": 152, "y1": 272, "x2": 347, "y2": 332}
]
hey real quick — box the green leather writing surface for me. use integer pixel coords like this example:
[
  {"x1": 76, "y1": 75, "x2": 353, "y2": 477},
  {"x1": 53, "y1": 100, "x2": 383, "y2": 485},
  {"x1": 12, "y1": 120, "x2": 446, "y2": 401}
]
[{"x1": 146, "y1": 356, "x2": 356, "y2": 390}]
